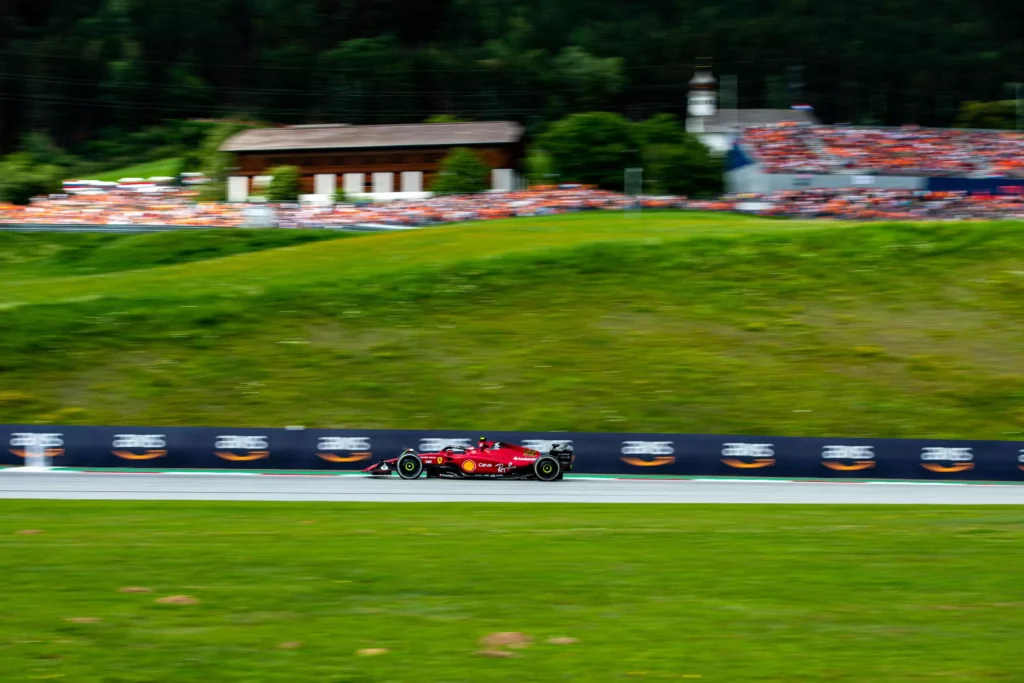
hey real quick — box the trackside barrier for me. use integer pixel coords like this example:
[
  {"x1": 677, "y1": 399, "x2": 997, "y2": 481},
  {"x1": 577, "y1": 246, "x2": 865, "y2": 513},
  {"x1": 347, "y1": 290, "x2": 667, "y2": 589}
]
[{"x1": 3, "y1": 425, "x2": 1024, "y2": 481}]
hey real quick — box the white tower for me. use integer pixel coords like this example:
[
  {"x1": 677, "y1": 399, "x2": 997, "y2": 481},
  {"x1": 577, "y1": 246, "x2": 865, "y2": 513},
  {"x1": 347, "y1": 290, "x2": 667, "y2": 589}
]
[{"x1": 687, "y1": 66, "x2": 718, "y2": 118}]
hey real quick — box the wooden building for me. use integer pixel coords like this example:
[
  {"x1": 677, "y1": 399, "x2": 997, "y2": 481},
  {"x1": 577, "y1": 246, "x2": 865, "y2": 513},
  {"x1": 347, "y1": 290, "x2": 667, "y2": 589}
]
[{"x1": 220, "y1": 121, "x2": 525, "y2": 201}]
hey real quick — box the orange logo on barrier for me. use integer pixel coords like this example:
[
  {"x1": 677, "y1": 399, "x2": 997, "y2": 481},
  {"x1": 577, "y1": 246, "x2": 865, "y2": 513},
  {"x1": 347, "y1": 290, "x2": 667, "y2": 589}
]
[
  {"x1": 215, "y1": 451, "x2": 269, "y2": 462},
  {"x1": 921, "y1": 462, "x2": 974, "y2": 473},
  {"x1": 316, "y1": 452, "x2": 371, "y2": 463},
  {"x1": 621, "y1": 456, "x2": 676, "y2": 467},
  {"x1": 722, "y1": 458, "x2": 776, "y2": 469},
  {"x1": 822, "y1": 461, "x2": 875, "y2": 471},
  {"x1": 113, "y1": 450, "x2": 167, "y2": 461},
  {"x1": 9, "y1": 448, "x2": 64, "y2": 458},
  {"x1": 721, "y1": 443, "x2": 775, "y2": 470}
]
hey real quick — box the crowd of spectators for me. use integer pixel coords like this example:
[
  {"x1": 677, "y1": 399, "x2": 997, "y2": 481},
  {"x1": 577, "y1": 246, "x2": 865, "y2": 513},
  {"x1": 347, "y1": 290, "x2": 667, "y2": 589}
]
[
  {"x1": 742, "y1": 123, "x2": 1024, "y2": 178},
  {"x1": 2, "y1": 184, "x2": 1022, "y2": 227},
  {"x1": 277, "y1": 186, "x2": 683, "y2": 228},
  {"x1": 0, "y1": 184, "x2": 246, "y2": 227},
  {"x1": 745, "y1": 189, "x2": 1024, "y2": 221}
]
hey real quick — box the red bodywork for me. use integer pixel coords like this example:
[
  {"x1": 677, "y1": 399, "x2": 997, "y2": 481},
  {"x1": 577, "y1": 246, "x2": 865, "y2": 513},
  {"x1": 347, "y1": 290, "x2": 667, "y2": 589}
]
[{"x1": 364, "y1": 439, "x2": 574, "y2": 480}]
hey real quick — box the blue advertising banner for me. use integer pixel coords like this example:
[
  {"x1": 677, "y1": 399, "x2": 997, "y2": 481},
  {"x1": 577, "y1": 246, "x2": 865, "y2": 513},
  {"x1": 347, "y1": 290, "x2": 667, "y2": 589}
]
[{"x1": 2, "y1": 425, "x2": 1023, "y2": 481}]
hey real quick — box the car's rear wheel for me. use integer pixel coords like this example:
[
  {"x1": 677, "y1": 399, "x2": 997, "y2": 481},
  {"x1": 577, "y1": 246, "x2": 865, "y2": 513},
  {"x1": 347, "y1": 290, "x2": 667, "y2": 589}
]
[
  {"x1": 397, "y1": 453, "x2": 424, "y2": 480},
  {"x1": 534, "y1": 456, "x2": 561, "y2": 481}
]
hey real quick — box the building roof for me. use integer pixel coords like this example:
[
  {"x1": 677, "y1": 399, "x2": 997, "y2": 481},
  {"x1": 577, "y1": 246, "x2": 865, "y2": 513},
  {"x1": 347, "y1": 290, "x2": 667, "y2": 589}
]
[
  {"x1": 688, "y1": 108, "x2": 819, "y2": 134},
  {"x1": 221, "y1": 121, "x2": 524, "y2": 153}
]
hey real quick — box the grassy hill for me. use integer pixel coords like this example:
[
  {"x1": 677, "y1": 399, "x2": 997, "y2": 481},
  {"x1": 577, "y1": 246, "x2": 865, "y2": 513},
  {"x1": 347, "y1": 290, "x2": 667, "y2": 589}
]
[
  {"x1": 1, "y1": 211, "x2": 1023, "y2": 439},
  {"x1": 76, "y1": 157, "x2": 184, "y2": 181}
]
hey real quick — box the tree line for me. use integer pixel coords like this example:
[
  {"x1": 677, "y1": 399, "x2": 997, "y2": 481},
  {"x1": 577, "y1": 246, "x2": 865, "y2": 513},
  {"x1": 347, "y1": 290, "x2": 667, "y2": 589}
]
[{"x1": 2, "y1": 0, "x2": 1022, "y2": 152}]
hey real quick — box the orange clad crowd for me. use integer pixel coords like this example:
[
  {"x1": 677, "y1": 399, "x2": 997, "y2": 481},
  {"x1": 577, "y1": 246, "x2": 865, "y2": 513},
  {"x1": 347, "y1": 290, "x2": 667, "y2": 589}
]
[
  {"x1": 0, "y1": 188, "x2": 246, "y2": 227},
  {"x1": 1, "y1": 184, "x2": 1022, "y2": 227},
  {"x1": 278, "y1": 186, "x2": 661, "y2": 227},
  {"x1": 742, "y1": 124, "x2": 1024, "y2": 178},
  {"x1": 0, "y1": 185, "x2": 697, "y2": 230},
  {"x1": 752, "y1": 189, "x2": 1024, "y2": 221}
]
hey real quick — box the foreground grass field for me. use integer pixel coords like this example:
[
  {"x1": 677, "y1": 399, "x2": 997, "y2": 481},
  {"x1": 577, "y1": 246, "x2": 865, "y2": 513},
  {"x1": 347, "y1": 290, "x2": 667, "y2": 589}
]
[
  {"x1": 1, "y1": 211, "x2": 1024, "y2": 438},
  {"x1": 2, "y1": 502, "x2": 1023, "y2": 682}
]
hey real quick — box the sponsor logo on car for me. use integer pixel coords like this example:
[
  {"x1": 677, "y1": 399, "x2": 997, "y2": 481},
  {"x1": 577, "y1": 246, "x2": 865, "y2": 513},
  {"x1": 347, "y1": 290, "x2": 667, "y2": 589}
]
[
  {"x1": 112, "y1": 434, "x2": 167, "y2": 460},
  {"x1": 436, "y1": 456, "x2": 444, "y2": 465},
  {"x1": 9, "y1": 432, "x2": 65, "y2": 458},
  {"x1": 462, "y1": 459, "x2": 477, "y2": 473},
  {"x1": 620, "y1": 441, "x2": 675, "y2": 467},
  {"x1": 821, "y1": 445, "x2": 875, "y2": 471},
  {"x1": 721, "y1": 443, "x2": 775, "y2": 469},
  {"x1": 920, "y1": 447, "x2": 974, "y2": 473},
  {"x1": 419, "y1": 438, "x2": 473, "y2": 453},
  {"x1": 315, "y1": 436, "x2": 372, "y2": 463},
  {"x1": 214, "y1": 435, "x2": 270, "y2": 461}
]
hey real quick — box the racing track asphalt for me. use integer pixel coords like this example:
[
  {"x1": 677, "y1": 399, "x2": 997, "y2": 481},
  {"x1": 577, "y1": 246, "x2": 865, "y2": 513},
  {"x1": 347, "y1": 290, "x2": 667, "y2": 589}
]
[{"x1": 3, "y1": 471, "x2": 1024, "y2": 503}]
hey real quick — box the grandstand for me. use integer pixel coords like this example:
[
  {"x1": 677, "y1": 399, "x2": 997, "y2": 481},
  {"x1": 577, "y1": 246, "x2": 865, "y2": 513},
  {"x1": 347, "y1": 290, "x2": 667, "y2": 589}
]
[{"x1": 727, "y1": 123, "x2": 1024, "y2": 194}]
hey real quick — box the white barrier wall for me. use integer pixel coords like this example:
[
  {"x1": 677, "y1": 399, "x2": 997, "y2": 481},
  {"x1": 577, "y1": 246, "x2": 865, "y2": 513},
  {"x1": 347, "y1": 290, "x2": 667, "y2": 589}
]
[
  {"x1": 726, "y1": 164, "x2": 928, "y2": 194},
  {"x1": 372, "y1": 172, "x2": 394, "y2": 194},
  {"x1": 227, "y1": 176, "x2": 250, "y2": 203},
  {"x1": 400, "y1": 171, "x2": 423, "y2": 193}
]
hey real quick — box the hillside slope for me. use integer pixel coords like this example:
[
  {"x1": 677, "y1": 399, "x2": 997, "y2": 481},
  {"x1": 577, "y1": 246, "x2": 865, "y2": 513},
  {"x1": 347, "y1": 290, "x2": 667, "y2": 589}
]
[{"x1": 1, "y1": 212, "x2": 1023, "y2": 439}]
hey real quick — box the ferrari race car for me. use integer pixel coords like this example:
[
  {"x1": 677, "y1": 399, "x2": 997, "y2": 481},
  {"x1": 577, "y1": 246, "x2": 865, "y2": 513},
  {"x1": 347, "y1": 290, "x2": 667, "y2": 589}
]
[{"x1": 365, "y1": 438, "x2": 574, "y2": 481}]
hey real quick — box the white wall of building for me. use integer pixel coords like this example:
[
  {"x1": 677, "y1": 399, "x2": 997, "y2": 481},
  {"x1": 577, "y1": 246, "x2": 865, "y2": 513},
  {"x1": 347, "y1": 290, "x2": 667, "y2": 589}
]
[
  {"x1": 343, "y1": 173, "x2": 365, "y2": 196},
  {"x1": 227, "y1": 176, "x2": 250, "y2": 203},
  {"x1": 400, "y1": 171, "x2": 423, "y2": 193},
  {"x1": 491, "y1": 168, "x2": 514, "y2": 192},
  {"x1": 372, "y1": 172, "x2": 394, "y2": 194},
  {"x1": 314, "y1": 173, "x2": 337, "y2": 196}
]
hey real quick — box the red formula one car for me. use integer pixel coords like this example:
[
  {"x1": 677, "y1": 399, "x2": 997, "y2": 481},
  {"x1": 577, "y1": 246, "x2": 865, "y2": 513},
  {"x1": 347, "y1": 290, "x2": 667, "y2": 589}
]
[{"x1": 365, "y1": 437, "x2": 574, "y2": 481}]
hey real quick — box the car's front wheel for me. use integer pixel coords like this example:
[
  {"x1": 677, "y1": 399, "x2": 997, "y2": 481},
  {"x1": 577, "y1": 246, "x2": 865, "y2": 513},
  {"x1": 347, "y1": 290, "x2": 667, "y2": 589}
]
[
  {"x1": 397, "y1": 453, "x2": 424, "y2": 480},
  {"x1": 534, "y1": 456, "x2": 561, "y2": 481}
]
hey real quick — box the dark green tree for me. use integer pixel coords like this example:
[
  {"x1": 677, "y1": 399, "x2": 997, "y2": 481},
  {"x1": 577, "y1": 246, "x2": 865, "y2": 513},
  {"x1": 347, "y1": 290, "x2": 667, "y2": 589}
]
[
  {"x1": 551, "y1": 47, "x2": 626, "y2": 110},
  {"x1": 0, "y1": 153, "x2": 66, "y2": 205},
  {"x1": 431, "y1": 148, "x2": 490, "y2": 195},
  {"x1": 955, "y1": 101, "x2": 1020, "y2": 130},
  {"x1": 540, "y1": 112, "x2": 641, "y2": 189},
  {"x1": 524, "y1": 146, "x2": 556, "y2": 186},
  {"x1": 635, "y1": 114, "x2": 686, "y2": 147},
  {"x1": 643, "y1": 138, "x2": 723, "y2": 197},
  {"x1": 3, "y1": 0, "x2": 1024, "y2": 151},
  {"x1": 266, "y1": 166, "x2": 302, "y2": 202}
]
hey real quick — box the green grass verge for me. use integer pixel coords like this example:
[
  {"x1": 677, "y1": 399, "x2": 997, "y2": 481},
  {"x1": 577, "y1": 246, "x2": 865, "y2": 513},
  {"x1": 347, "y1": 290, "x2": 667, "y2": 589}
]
[
  {"x1": 2, "y1": 502, "x2": 1023, "y2": 682},
  {"x1": 0, "y1": 211, "x2": 1023, "y2": 438},
  {"x1": 78, "y1": 157, "x2": 184, "y2": 182},
  {"x1": 0, "y1": 229, "x2": 358, "y2": 278}
]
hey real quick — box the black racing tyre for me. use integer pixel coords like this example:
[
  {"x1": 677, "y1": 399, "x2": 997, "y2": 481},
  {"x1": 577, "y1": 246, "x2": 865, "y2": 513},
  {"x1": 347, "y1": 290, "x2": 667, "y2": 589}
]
[
  {"x1": 397, "y1": 453, "x2": 424, "y2": 480},
  {"x1": 534, "y1": 456, "x2": 561, "y2": 482}
]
